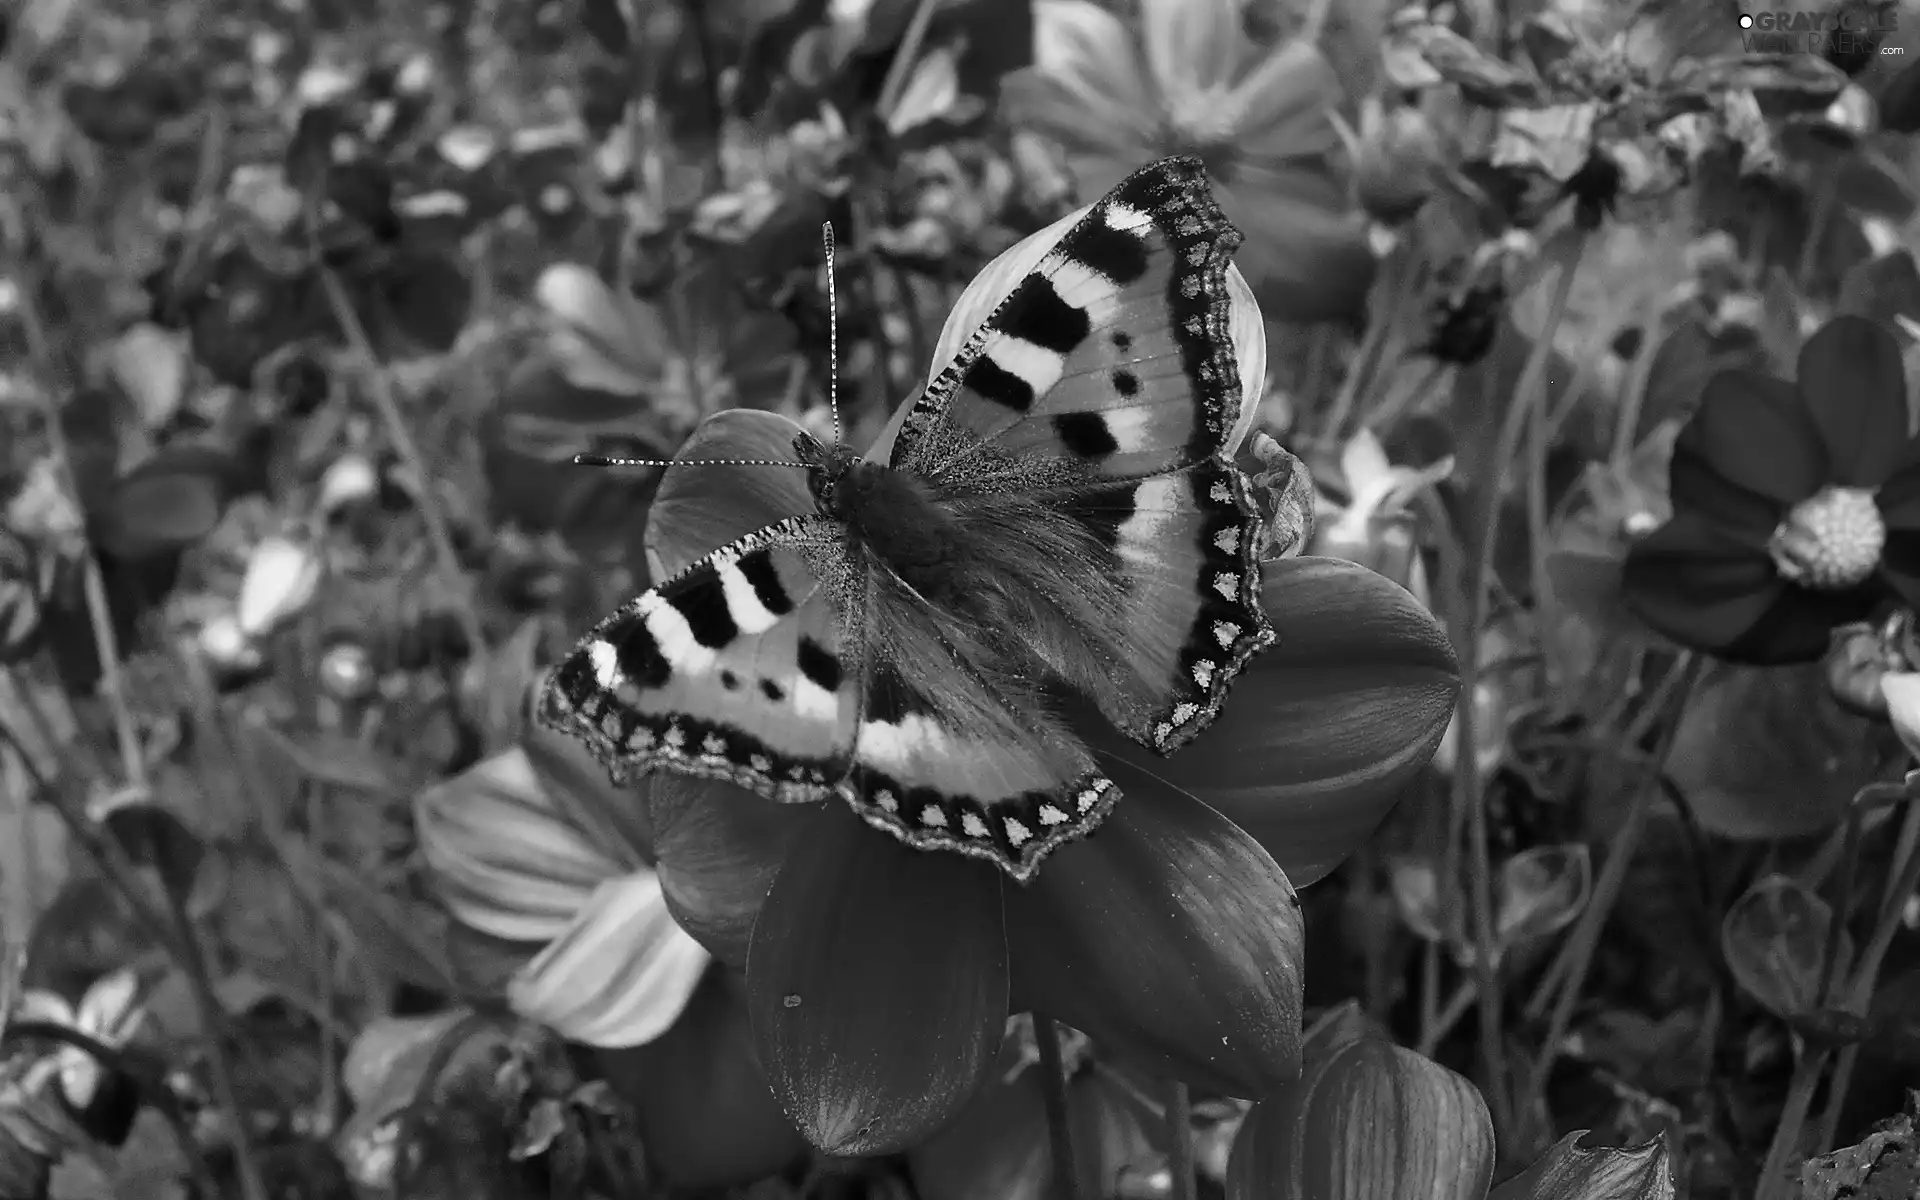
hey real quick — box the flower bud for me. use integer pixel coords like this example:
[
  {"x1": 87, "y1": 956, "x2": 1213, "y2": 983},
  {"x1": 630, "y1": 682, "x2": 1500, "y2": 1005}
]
[
  {"x1": 1827, "y1": 622, "x2": 1891, "y2": 717},
  {"x1": 237, "y1": 534, "x2": 323, "y2": 638},
  {"x1": 198, "y1": 612, "x2": 262, "y2": 675},
  {"x1": 317, "y1": 455, "x2": 380, "y2": 516},
  {"x1": 318, "y1": 638, "x2": 377, "y2": 703},
  {"x1": 1350, "y1": 97, "x2": 1443, "y2": 225}
]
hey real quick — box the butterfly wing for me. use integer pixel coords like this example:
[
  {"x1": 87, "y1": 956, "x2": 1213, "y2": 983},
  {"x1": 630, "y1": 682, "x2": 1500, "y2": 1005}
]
[
  {"x1": 889, "y1": 156, "x2": 1276, "y2": 754},
  {"x1": 541, "y1": 516, "x2": 862, "y2": 803},
  {"x1": 841, "y1": 578, "x2": 1116, "y2": 881}
]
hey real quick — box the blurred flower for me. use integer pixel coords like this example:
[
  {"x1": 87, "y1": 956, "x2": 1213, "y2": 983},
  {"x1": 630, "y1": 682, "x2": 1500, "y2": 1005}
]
[
  {"x1": 317, "y1": 637, "x2": 377, "y2": 703},
  {"x1": 1625, "y1": 315, "x2": 1920, "y2": 664},
  {"x1": 1311, "y1": 428, "x2": 1451, "y2": 608},
  {"x1": 236, "y1": 534, "x2": 323, "y2": 638},
  {"x1": 414, "y1": 725, "x2": 805, "y2": 1186},
  {"x1": 1337, "y1": 94, "x2": 1444, "y2": 226},
  {"x1": 15, "y1": 968, "x2": 147, "y2": 1144},
  {"x1": 196, "y1": 611, "x2": 263, "y2": 676},
  {"x1": 316, "y1": 454, "x2": 380, "y2": 517},
  {"x1": 1883, "y1": 672, "x2": 1920, "y2": 760},
  {"x1": 609, "y1": 206, "x2": 1459, "y2": 1156},
  {"x1": 1003, "y1": 0, "x2": 1376, "y2": 323}
]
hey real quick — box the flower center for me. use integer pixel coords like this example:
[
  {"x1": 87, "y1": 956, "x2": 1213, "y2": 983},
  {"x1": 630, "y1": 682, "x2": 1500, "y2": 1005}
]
[{"x1": 1768, "y1": 486, "x2": 1885, "y2": 589}]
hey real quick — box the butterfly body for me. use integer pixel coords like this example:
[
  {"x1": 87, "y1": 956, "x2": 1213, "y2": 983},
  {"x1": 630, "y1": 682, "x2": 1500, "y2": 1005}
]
[{"x1": 545, "y1": 157, "x2": 1278, "y2": 881}]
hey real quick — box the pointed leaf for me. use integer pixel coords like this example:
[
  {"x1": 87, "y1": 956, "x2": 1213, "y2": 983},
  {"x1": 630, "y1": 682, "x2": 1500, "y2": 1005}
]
[
  {"x1": 1722, "y1": 874, "x2": 1853, "y2": 1019},
  {"x1": 1487, "y1": 1131, "x2": 1675, "y2": 1200}
]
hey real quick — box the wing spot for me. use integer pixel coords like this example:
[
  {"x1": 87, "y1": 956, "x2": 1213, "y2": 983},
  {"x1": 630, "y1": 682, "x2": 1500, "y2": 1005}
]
[
  {"x1": 587, "y1": 640, "x2": 622, "y2": 689},
  {"x1": 666, "y1": 574, "x2": 740, "y2": 648},
  {"x1": 1209, "y1": 481, "x2": 1233, "y2": 503},
  {"x1": 1111, "y1": 330, "x2": 1132, "y2": 352},
  {"x1": 919, "y1": 804, "x2": 949, "y2": 828},
  {"x1": 797, "y1": 637, "x2": 841, "y2": 692},
  {"x1": 1213, "y1": 571, "x2": 1238, "y2": 599},
  {"x1": 961, "y1": 812, "x2": 990, "y2": 838},
  {"x1": 1053, "y1": 412, "x2": 1120, "y2": 460},
  {"x1": 760, "y1": 678, "x2": 786, "y2": 701},
  {"x1": 1112, "y1": 368, "x2": 1140, "y2": 397},
  {"x1": 750, "y1": 753, "x2": 772, "y2": 771},
  {"x1": 876, "y1": 788, "x2": 899, "y2": 812},
  {"x1": 1213, "y1": 620, "x2": 1239, "y2": 648},
  {"x1": 966, "y1": 353, "x2": 1037, "y2": 413},
  {"x1": 1214, "y1": 527, "x2": 1240, "y2": 554},
  {"x1": 1171, "y1": 702, "x2": 1199, "y2": 726},
  {"x1": 719, "y1": 669, "x2": 741, "y2": 690},
  {"x1": 664, "y1": 724, "x2": 687, "y2": 749},
  {"x1": 1076, "y1": 786, "x2": 1102, "y2": 813},
  {"x1": 701, "y1": 733, "x2": 726, "y2": 755},
  {"x1": 994, "y1": 276, "x2": 1092, "y2": 355},
  {"x1": 1038, "y1": 804, "x2": 1068, "y2": 826},
  {"x1": 1192, "y1": 659, "x2": 1217, "y2": 689},
  {"x1": 1072, "y1": 218, "x2": 1151, "y2": 283},
  {"x1": 625, "y1": 727, "x2": 655, "y2": 751},
  {"x1": 1005, "y1": 817, "x2": 1032, "y2": 847}
]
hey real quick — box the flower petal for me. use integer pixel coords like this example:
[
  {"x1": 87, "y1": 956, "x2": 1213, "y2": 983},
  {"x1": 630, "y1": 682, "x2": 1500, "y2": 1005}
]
[
  {"x1": 1221, "y1": 39, "x2": 1345, "y2": 159},
  {"x1": 1671, "y1": 369, "x2": 1823, "y2": 517},
  {"x1": 1004, "y1": 1, "x2": 1161, "y2": 159},
  {"x1": 1721, "y1": 583, "x2": 1883, "y2": 666},
  {"x1": 1121, "y1": 558, "x2": 1456, "y2": 888},
  {"x1": 1486, "y1": 1131, "x2": 1675, "y2": 1200},
  {"x1": 1215, "y1": 173, "x2": 1374, "y2": 325},
  {"x1": 645, "y1": 409, "x2": 816, "y2": 577},
  {"x1": 1227, "y1": 1039, "x2": 1495, "y2": 1200},
  {"x1": 523, "y1": 713, "x2": 657, "y2": 864},
  {"x1": 649, "y1": 775, "x2": 819, "y2": 967},
  {"x1": 747, "y1": 806, "x2": 1008, "y2": 1155},
  {"x1": 598, "y1": 969, "x2": 811, "y2": 1187},
  {"x1": 507, "y1": 870, "x2": 712, "y2": 1048},
  {"x1": 1141, "y1": 0, "x2": 1241, "y2": 107},
  {"x1": 1005, "y1": 775, "x2": 1304, "y2": 1099},
  {"x1": 1621, "y1": 512, "x2": 1786, "y2": 660},
  {"x1": 1795, "y1": 314, "x2": 1910, "y2": 486},
  {"x1": 415, "y1": 746, "x2": 639, "y2": 944}
]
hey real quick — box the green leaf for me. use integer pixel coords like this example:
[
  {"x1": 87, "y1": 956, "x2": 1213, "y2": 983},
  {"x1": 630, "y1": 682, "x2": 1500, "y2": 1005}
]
[
  {"x1": 1488, "y1": 1131, "x2": 1674, "y2": 1200},
  {"x1": 1721, "y1": 874, "x2": 1853, "y2": 1020}
]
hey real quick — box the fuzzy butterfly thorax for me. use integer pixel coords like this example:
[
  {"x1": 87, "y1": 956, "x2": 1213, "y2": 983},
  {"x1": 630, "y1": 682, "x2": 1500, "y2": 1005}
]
[{"x1": 544, "y1": 156, "x2": 1278, "y2": 882}]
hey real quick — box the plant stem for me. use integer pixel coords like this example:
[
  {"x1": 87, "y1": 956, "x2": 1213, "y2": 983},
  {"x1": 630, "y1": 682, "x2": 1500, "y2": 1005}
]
[
  {"x1": 1755, "y1": 1050, "x2": 1824, "y2": 1200},
  {"x1": 1033, "y1": 1015, "x2": 1082, "y2": 1200},
  {"x1": 875, "y1": 0, "x2": 941, "y2": 122},
  {"x1": 1165, "y1": 1081, "x2": 1197, "y2": 1200},
  {"x1": 313, "y1": 264, "x2": 486, "y2": 663}
]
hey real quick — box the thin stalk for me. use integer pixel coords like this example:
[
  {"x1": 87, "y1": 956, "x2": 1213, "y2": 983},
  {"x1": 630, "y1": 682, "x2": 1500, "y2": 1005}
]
[
  {"x1": 1165, "y1": 1081, "x2": 1197, "y2": 1200},
  {"x1": 875, "y1": 0, "x2": 942, "y2": 121},
  {"x1": 1033, "y1": 1015, "x2": 1082, "y2": 1200},
  {"x1": 313, "y1": 263, "x2": 486, "y2": 662},
  {"x1": 1755, "y1": 1051, "x2": 1824, "y2": 1200},
  {"x1": 1812, "y1": 793, "x2": 1920, "y2": 1151},
  {"x1": 1322, "y1": 247, "x2": 1414, "y2": 440}
]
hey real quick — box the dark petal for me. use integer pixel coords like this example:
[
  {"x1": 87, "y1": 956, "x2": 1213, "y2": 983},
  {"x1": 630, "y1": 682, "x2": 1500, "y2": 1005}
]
[
  {"x1": 598, "y1": 968, "x2": 810, "y2": 1188},
  {"x1": 649, "y1": 776, "x2": 819, "y2": 967},
  {"x1": 1796, "y1": 314, "x2": 1911, "y2": 485},
  {"x1": 1671, "y1": 369, "x2": 1822, "y2": 524},
  {"x1": 1723, "y1": 583, "x2": 1884, "y2": 665},
  {"x1": 1216, "y1": 173, "x2": 1376, "y2": 326},
  {"x1": 1622, "y1": 512, "x2": 1787, "y2": 658},
  {"x1": 1090, "y1": 558, "x2": 1457, "y2": 888},
  {"x1": 1005, "y1": 774, "x2": 1304, "y2": 1099},
  {"x1": 1875, "y1": 453, "x2": 1920, "y2": 529},
  {"x1": 746, "y1": 805, "x2": 1008, "y2": 1156},
  {"x1": 646, "y1": 409, "x2": 817, "y2": 577}
]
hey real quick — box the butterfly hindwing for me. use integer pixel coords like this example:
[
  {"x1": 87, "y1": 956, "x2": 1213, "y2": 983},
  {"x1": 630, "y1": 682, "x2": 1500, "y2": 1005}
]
[
  {"x1": 841, "y1": 594, "x2": 1117, "y2": 881},
  {"x1": 542, "y1": 517, "x2": 861, "y2": 802},
  {"x1": 891, "y1": 155, "x2": 1246, "y2": 481}
]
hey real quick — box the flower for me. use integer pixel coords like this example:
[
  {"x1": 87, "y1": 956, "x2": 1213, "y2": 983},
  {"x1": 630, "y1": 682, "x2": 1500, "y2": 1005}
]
[
  {"x1": 14, "y1": 968, "x2": 147, "y2": 1145},
  {"x1": 1225, "y1": 1010, "x2": 1675, "y2": 1200},
  {"x1": 1002, "y1": 0, "x2": 1376, "y2": 324},
  {"x1": 1310, "y1": 427, "x2": 1452, "y2": 609},
  {"x1": 236, "y1": 533, "x2": 324, "y2": 638},
  {"x1": 1624, "y1": 315, "x2": 1920, "y2": 665},
  {"x1": 618, "y1": 206, "x2": 1459, "y2": 1155},
  {"x1": 414, "y1": 724, "x2": 806, "y2": 1185}
]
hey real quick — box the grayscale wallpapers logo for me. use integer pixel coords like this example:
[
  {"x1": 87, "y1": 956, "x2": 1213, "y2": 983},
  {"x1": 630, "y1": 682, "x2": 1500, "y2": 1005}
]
[{"x1": 1737, "y1": 9, "x2": 1905, "y2": 57}]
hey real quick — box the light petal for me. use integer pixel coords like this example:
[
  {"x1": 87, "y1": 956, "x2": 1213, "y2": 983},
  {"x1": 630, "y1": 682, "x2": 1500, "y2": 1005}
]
[
  {"x1": 645, "y1": 409, "x2": 817, "y2": 577},
  {"x1": 1220, "y1": 39, "x2": 1345, "y2": 158},
  {"x1": 649, "y1": 775, "x2": 820, "y2": 967},
  {"x1": 415, "y1": 746, "x2": 639, "y2": 945},
  {"x1": 1141, "y1": 0, "x2": 1242, "y2": 106},
  {"x1": 535, "y1": 262, "x2": 674, "y2": 394},
  {"x1": 1004, "y1": 1, "x2": 1161, "y2": 158},
  {"x1": 1339, "y1": 429, "x2": 1396, "y2": 499},
  {"x1": 1795, "y1": 314, "x2": 1911, "y2": 486},
  {"x1": 1006, "y1": 776, "x2": 1304, "y2": 1099},
  {"x1": 747, "y1": 806, "x2": 1008, "y2": 1155},
  {"x1": 507, "y1": 870, "x2": 712, "y2": 1048},
  {"x1": 597, "y1": 969, "x2": 811, "y2": 1187},
  {"x1": 870, "y1": 183, "x2": 1267, "y2": 460},
  {"x1": 1227, "y1": 1039, "x2": 1495, "y2": 1200},
  {"x1": 1132, "y1": 558, "x2": 1457, "y2": 888}
]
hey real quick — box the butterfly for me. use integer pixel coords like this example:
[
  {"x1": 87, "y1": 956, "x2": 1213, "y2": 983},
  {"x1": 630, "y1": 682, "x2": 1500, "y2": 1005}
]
[{"x1": 541, "y1": 156, "x2": 1276, "y2": 882}]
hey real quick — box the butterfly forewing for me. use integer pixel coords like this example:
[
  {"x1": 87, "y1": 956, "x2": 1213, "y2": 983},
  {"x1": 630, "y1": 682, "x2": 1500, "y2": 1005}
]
[
  {"x1": 543, "y1": 517, "x2": 862, "y2": 801},
  {"x1": 892, "y1": 156, "x2": 1247, "y2": 482}
]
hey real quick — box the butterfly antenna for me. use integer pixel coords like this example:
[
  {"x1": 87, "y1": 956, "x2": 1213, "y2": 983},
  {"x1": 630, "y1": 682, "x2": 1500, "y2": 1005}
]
[
  {"x1": 823, "y1": 221, "x2": 843, "y2": 448},
  {"x1": 573, "y1": 454, "x2": 811, "y2": 468}
]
